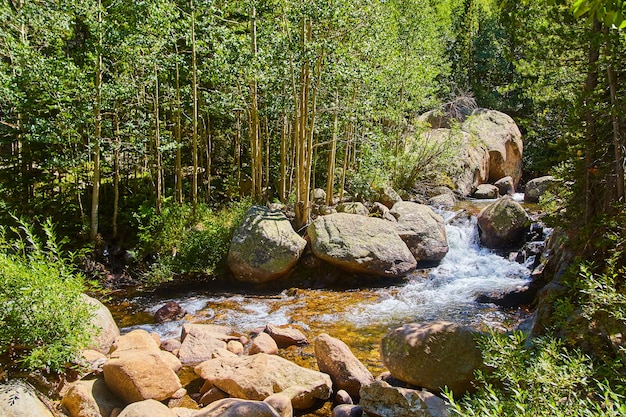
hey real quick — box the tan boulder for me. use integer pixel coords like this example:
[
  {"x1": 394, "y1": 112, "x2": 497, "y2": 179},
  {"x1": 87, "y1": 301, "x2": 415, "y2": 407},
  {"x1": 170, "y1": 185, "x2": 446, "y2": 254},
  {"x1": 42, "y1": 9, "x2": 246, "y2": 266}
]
[
  {"x1": 191, "y1": 398, "x2": 281, "y2": 417},
  {"x1": 116, "y1": 399, "x2": 176, "y2": 417},
  {"x1": 194, "y1": 353, "x2": 332, "y2": 410},
  {"x1": 83, "y1": 294, "x2": 120, "y2": 354},
  {"x1": 178, "y1": 323, "x2": 230, "y2": 365},
  {"x1": 314, "y1": 334, "x2": 373, "y2": 400},
  {"x1": 249, "y1": 332, "x2": 279, "y2": 355},
  {"x1": 380, "y1": 322, "x2": 483, "y2": 396},
  {"x1": 103, "y1": 350, "x2": 182, "y2": 403},
  {"x1": 308, "y1": 213, "x2": 416, "y2": 277},
  {"x1": 390, "y1": 202, "x2": 448, "y2": 262},
  {"x1": 264, "y1": 324, "x2": 309, "y2": 348},
  {"x1": 110, "y1": 329, "x2": 160, "y2": 354},
  {"x1": 62, "y1": 377, "x2": 124, "y2": 417}
]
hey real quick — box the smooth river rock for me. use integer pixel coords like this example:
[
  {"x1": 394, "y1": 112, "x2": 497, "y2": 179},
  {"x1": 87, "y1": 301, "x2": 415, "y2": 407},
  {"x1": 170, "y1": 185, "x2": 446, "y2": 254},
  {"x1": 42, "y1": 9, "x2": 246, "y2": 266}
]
[
  {"x1": 0, "y1": 380, "x2": 55, "y2": 417},
  {"x1": 477, "y1": 196, "x2": 530, "y2": 249},
  {"x1": 380, "y1": 321, "x2": 483, "y2": 396},
  {"x1": 227, "y1": 206, "x2": 307, "y2": 283},
  {"x1": 389, "y1": 202, "x2": 448, "y2": 262},
  {"x1": 307, "y1": 213, "x2": 416, "y2": 277},
  {"x1": 62, "y1": 377, "x2": 123, "y2": 417},
  {"x1": 82, "y1": 294, "x2": 120, "y2": 354},
  {"x1": 194, "y1": 353, "x2": 332, "y2": 410},
  {"x1": 524, "y1": 175, "x2": 557, "y2": 203},
  {"x1": 359, "y1": 380, "x2": 449, "y2": 417}
]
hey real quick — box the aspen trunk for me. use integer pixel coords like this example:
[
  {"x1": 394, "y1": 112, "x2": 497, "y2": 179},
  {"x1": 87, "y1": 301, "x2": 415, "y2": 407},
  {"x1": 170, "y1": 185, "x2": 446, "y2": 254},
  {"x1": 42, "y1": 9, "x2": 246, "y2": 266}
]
[
  {"x1": 191, "y1": 0, "x2": 199, "y2": 214},
  {"x1": 326, "y1": 90, "x2": 339, "y2": 206},
  {"x1": 175, "y1": 44, "x2": 183, "y2": 204},
  {"x1": 112, "y1": 111, "x2": 121, "y2": 239},
  {"x1": 90, "y1": 0, "x2": 103, "y2": 242},
  {"x1": 154, "y1": 63, "x2": 162, "y2": 214}
]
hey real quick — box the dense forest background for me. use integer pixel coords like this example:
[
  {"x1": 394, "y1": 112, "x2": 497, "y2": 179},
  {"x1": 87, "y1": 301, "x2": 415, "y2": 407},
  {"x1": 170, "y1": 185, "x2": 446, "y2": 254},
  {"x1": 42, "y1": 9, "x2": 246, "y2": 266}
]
[{"x1": 0, "y1": 0, "x2": 624, "y2": 255}]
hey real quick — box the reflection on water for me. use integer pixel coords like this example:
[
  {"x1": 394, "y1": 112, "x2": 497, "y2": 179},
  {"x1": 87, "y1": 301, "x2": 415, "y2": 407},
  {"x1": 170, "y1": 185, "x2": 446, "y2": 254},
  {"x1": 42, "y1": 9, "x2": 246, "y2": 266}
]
[{"x1": 110, "y1": 208, "x2": 532, "y2": 373}]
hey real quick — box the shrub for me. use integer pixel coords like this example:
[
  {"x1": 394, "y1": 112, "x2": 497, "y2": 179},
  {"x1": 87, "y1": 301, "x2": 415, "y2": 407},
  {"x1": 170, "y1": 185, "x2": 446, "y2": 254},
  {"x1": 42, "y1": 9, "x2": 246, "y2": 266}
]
[
  {"x1": 0, "y1": 219, "x2": 94, "y2": 373},
  {"x1": 136, "y1": 199, "x2": 252, "y2": 284}
]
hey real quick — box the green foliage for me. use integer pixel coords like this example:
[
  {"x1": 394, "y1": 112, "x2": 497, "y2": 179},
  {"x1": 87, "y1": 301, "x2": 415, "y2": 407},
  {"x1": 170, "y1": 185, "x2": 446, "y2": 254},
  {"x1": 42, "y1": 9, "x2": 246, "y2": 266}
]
[
  {"x1": 0, "y1": 219, "x2": 94, "y2": 373},
  {"x1": 135, "y1": 198, "x2": 252, "y2": 284},
  {"x1": 446, "y1": 331, "x2": 626, "y2": 416}
]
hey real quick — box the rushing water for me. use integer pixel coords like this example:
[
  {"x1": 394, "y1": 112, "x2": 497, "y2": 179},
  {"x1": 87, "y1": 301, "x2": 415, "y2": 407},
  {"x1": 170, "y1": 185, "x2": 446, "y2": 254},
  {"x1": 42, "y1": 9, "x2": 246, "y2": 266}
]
[{"x1": 110, "y1": 203, "x2": 534, "y2": 374}]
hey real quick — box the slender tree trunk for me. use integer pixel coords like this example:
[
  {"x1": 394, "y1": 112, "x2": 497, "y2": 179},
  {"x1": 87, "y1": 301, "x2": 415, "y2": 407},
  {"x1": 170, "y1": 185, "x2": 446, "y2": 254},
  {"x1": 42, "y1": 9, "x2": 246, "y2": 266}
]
[
  {"x1": 206, "y1": 114, "x2": 212, "y2": 200},
  {"x1": 90, "y1": 0, "x2": 103, "y2": 242},
  {"x1": 175, "y1": 44, "x2": 183, "y2": 204},
  {"x1": 606, "y1": 32, "x2": 624, "y2": 202},
  {"x1": 583, "y1": 18, "x2": 602, "y2": 224},
  {"x1": 249, "y1": 4, "x2": 262, "y2": 201},
  {"x1": 112, "y1": 111, "x2": 121, "y2": 239},
  {"x1": 191, "y1": 0, "x2": 199, "y2": 215},
  {"x1": 154, "y1": 63, "x2": 162, "y2": 214},
  {"x1": 235, "y1": 109, "x2": 242, "y2": 195},
  {"x1": 326, "y1": 90, "x2": 339, "y2": 206}
]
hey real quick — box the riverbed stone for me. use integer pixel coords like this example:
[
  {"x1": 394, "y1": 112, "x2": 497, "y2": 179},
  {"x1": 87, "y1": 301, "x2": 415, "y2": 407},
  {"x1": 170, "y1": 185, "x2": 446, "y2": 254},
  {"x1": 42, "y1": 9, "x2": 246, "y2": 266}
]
[
  {"x1": 307, "y1": 213, "x2": 416, "y2": 277},
  {"x1": 472, "y1": 184, "x2": 499, "y2": 199},
  {"x1": 117, "y1": 399, "x2": 176, "y2": 417},
  {"x1": 191, "y1": 398, "x2": 282, "y2": 417},
  {"x1": 314, "y1": 333, "x2": 374, "y2": 400},
  {"x1": 477, "y1": 196, "x2": 530, "y2": 249},
  {"x1": 249, "y1": 332, "x2": 279, "y2": 355},
  {"x1": 428, "y1": 193, "x2": 456, "y2": 208},
  {"x1": 110, "y1": 329, "x2": 160, "y2": 354},
  {"x1": 264, "y1": 324, "x2": 309, "y2": 348},
  {"x1": 495, "y1": 176, "x2": 515, "y2": 196},
  {"x1": 380, "y1": 321, "x2": 483, "y2": 396},
  {"x1": 263, "y1": 394, "x2": 293, "y2": 417},
  {"x1": 0, "y1": 380, "x2": 55, "y2": 417},
  {"x1": 336, "y1": 202, "x2": 369, "y2": 216},
  {"x1": 332, "y1": 404, "x2": 363, "y2": 417},
  {"x1": 194, "y1": 353, "x2": 332, "y2": 410},
  {"x1": 103, "y1": 350, "x2": 182, "y2": 403},
  {"x1": 83, "y1": 294, "x2": 120, "y2": 354},
  {"x1": 359, "y1": 380, "x2": 449, "y2": 417},
  {"x1": 227, "y1": 206, "x2": 307, "y2": 283},
  {"x1": 154, "y1": 301, "x2": 185, "y2": 323},
  {"x1": 390, "y1": 202, "x2": 448, "y2": 262},
  {"x1": 524, "y1": 175, "x2": 557, "y2": 203},
  {"x1": 375, "y1": 185, "x2": 403, "y2": 209},
  {"x1": 62, "y1": 377, "x2": 124, "y2": 417}
]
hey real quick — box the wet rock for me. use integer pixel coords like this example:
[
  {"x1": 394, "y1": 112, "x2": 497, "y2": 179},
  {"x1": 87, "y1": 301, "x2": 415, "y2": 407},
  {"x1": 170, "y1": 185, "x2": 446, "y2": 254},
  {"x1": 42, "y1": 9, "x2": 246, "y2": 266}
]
[
  {"x1": 472, "y1": 184, "x2": 499, "y2": 199},
  {"x1": 62, "y1": 377, "x2": 123, "y2": 417},
  {"x1": 308, "y1": 213, "x2": 416, "y2": 277},
  {"x1": 332, "y1": 404, "x2": 363, "y2": 417},
  {"x1": 524, "y1": 175, "x2": 557, "y2": 203},
  {"x1": 191, "y1": 398, "x2": 281, "y2": 417},
  {"x1": 154, "y1": 301, "x2": 185, "y2": 323},
  {"x1": 0, "y1": 380, "x2": 55, "y2": 417},
  {"x1": 336, "y1": 202, "x2": 369, "y2": 216},
  {"x1": 428, "y1": 193, "x2": 456, "y2": 208},
  {"x1": 390, "y1": 202, "x2": 448, "y2": 263},
  {"x1": 380, "y1": 321, "x2": 483, "y2": 396},
  {"x1": 264, "y1": 324, "x2": 309, "y2": 348},
  {"x1": 359, "y1": 380, "x2": 449, "y2": 417},
  {"x1": 117, "y1": 399, "x2": 176, "y2": 417},
  {"x1": 82, "y1": 294, "x2": 120, "y2": 354},
  {"x1": 476, "y1": 284, "x2": 536, "y2": 308},
  {"x1": 194, "y1": 353, "x2": 332, "y2": 410},
  {"x1": 227, "y1": 206, "x2": 307, "y2": 283},
  {"x1": 334, "y1": 390, "x2": 353, "y2": 405},
  {"x1": 314, "y1": 333, "x2": 374, "y2": 400},
  {"x1": 249, "y1": 332, "x2": 279, "y2": 355},
  {"x1": 494, "y1": 176, "x2": 515, "y2": 196},
  {"x1": 199, "y1": 387, "x2": 229, "y2": 407},
  {"x1": 477, "y1": 196, "x2": 530, "y2": 249}
]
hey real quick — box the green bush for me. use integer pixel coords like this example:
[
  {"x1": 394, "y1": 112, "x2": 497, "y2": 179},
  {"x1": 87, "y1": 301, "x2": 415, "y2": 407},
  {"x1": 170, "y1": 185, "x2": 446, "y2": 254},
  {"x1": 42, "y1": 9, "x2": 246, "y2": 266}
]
[
  {"x1": 136, "y1": 199, "x2": 252, "y2": 284},
  {"x1": 0, "y1": 219, "x2": 94, "y2": 373},
  {"x1": 446, "y1": 331, "x2": 626, "y2": 417}
]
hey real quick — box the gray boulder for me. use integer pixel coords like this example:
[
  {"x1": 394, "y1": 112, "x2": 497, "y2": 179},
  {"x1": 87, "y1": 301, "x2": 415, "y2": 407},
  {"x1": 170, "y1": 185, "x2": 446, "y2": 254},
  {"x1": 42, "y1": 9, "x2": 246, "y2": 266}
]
[
  {"x1": 307, "y1": 213, "x2": 416, "y2": 277},
  {"x1": 359, "y1": 380, "x2": 449, "y2": 417},
  {"x1": 428, "y1": 194, "x2": 456, "y2": 208},
  {"x1": 524, "y1": 175, "x2": 557, "y2": 203},
  {"x1": 390, "y1": 202, "x2": 448, "y2": 262},
  {"x1": 191, "y1": 398, "x2": 282, "y2": 417},
  {"x1": 314, "y1": 333, "x2": 374, "y2": 400},
  {"x1": 472, "y1": 184, "x2": 499, "y2": 199},
  {"x1": 336, "y1": 202, "x2": 369, "y2": 216},
  {"x1": 194, "y1": 353, "x2": 332, "y2": 410},
  {"x1": 227, "y1": 206, "x2": 307, "y2": 283},
  {"x1": 0, "y1": 380, "x2": 55, "y2": 417},
  {"x1": 477, "y1": 196, "x2": 530, "y2": 249},
  {"x1": 380, "y1": 321, "x2": 483, "y2": 396},
  {"x1": 375, "y1": 185, "x2": 403, "y2": 209},
  {"x1": 117, "y1": 399, "x2": 176, "y2": 417},
  {"x1": 494, "y1": 176, "x2": 515, "y2": 196}
]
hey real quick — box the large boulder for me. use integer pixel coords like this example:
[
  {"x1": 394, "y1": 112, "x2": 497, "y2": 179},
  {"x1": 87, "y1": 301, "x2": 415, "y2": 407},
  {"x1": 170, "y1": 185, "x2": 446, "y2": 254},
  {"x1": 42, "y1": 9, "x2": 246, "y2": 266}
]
[
  {"x1": 117, "y1": 399, "x2": 177, "y2": 417},
  {"x1": 494, "y1": 176, "x2": 515, "y2": 196},
  {"x1": 190, "y1": 398, "x2": 282, "y2": 417},
  {"x1": 82, "y1": 294, "x2": 120, "y2": 354},
  {"x1": 264, "y1": 324, "x2": 309, "y2": 348},
  {"x1": 359, "y1": 380, "x2": 449, "y2": 417},
  {"x1": 389, "y1": 202, "x2": 448, "y2": 263},
  {"x1": 194, "y1": 353, "x2": 332, "y2": 410},
  {"x1": 62, "y1": 377, "x2": 124, "y2": 417},
  {"x1": 307, "y1": 213, "x2": 416, "y2": 277},
  {"x1": 0, "y1": 380, "x2": 55, "y2": 417},
  {"x1": 463, "y1": 109, "x2": 523, "y2": 188},
  {"x1": 472, "y1": 184, "x2": 499, "y2": 199},
  {"x1": 477, "y1": 196, "x2": 530, "y2": 249},
  {"x1": 314, "y1": 334, "x2": 374, "y2": 400},
  {"x1": 524, "y1": 175, "x2": 557, "y2": 203},
  {"x1": 227, "y1": 206, "x2": 307, "y2": 283},
  {"x1": 380, "y1": 322, "x2": 483, "y2": 395},
  {"x1": 336, "y1": 202, "x2": 370, "y2": 217}
]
